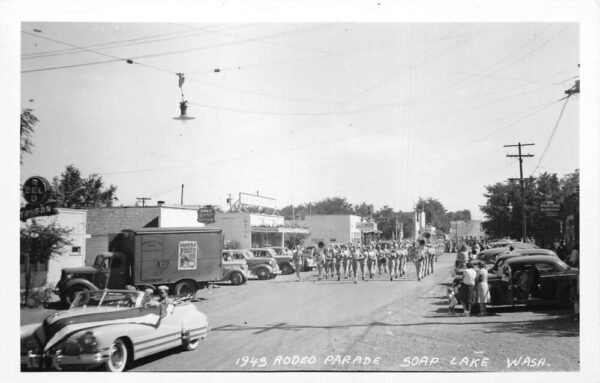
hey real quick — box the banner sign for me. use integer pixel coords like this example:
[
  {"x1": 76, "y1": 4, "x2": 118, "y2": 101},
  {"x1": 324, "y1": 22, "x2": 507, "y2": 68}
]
[{"x1": 197, "y1": 205, "x2": 215, "y2": 223}]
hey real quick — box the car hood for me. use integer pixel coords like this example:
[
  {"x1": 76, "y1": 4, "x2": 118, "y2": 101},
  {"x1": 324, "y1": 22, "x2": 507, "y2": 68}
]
[
  {"x1": 37, "y1": 306, "x2": 163, "y2": 352},
  {"x1": 62, "y1": 266, "x2": 98, "y2": 275}
]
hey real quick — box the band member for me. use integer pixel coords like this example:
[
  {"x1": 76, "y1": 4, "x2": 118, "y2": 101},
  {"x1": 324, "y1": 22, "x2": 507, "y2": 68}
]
[
  {"x1": 376, "y1": 245, "x2": 386, "y2": 275},
  {"x1": 343, "y1": 244, "x2": 351, "y2": 278},
  {"x1": 413, "y1": 240, "x2": 427, "y2": 281},
  {"x1": 427, "y1": 244, "x2": 436, "y2": 275},
  {"x1": 334, "y1": 246, "x2": 343, "y2": 281},
  {"x1": 324, "y1": 246, "x2": 333, "y2": 279},
  {"x1": 387, "y1": 245, "x2": 398, "y2": 281},
  {"x1": 315, "y1": 242, "x2": 326, "y2": 280},
  {"x1": 398, "y1": 244, "x2": 407, "y2": 277},
  {"x1": 292, "y1": 245, "x2": 302, "y2": 281},
  {"x1": 367, "y1": 246, "x2": 377, "y2": 279}
]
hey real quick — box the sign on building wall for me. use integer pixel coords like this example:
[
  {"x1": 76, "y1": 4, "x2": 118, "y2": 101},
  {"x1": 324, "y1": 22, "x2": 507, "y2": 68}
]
[
  {"x1": 356, "y1": 221, "x2": 376, "y2": 231},
  {"x1": 239, "y1": 193, "x2": 276, "y2": 210},
  {"x1": 197, "y1": 205, "x2": 216, "y2": 223},
  {"x1": 540, "y1": 201, "x2": 561, "y2": 216},
  {"x1": 21, "y1": 176, "x2": 58, "y2": 221},
  {"x1": 178, "y1": 241, "x2": 198, "y2": 270}
]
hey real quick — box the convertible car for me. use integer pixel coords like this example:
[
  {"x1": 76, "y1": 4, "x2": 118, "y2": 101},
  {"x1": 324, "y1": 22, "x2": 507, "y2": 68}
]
[{"x1": 21, "y1": 289, "x2": 209, "y2": 372}]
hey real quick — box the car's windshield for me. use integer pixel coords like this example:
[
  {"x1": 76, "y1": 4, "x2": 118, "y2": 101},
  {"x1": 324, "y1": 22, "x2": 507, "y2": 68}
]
[
  {"x1": 71, "y1": 291, "x2": 140, "y2": 309},
  {"x1": 93, "y1": 255, "x2": 111, "y2": 269},
  {"x1": 243, "y1": 250, "x2": 254, "y2": 258}
]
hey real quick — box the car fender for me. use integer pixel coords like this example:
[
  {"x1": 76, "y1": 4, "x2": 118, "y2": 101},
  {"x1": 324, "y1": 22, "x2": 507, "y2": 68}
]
[
  {"x1": 62, "y1": 278, "x2": 99, "y2": 293},
  {"x1": 252, "y1": 264, "x2": 273, "y2": 274},
  {"x1": 21, "y1": 323, "x2": 40, "y2": 339}
]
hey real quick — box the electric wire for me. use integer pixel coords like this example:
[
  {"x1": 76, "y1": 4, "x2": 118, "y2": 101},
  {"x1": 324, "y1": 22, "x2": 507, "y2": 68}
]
[{"x1": 530, "y1": 96, "x2": 571, "y2": 176}]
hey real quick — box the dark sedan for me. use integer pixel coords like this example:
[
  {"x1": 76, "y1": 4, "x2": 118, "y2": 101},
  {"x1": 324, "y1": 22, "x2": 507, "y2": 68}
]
[{"x1": 457, "y1": 256, "x2": 578, "y2": 307}]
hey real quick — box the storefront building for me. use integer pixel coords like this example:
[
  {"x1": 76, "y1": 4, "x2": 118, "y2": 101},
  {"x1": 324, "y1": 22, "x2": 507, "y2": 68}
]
[{"x1": 206, "y1": 212, "x2": 309, "y2": 249}]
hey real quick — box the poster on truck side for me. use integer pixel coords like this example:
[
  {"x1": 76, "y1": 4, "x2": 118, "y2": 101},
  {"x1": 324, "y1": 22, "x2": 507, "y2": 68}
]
[{"x1": 178, "y1": 241, "x2": 198, "y2": 270}]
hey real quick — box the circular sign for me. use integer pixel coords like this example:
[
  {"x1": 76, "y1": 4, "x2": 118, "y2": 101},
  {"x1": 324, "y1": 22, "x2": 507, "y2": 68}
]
[{"x1": 22, "y1": 176, "x2": 51, "y2": 205}]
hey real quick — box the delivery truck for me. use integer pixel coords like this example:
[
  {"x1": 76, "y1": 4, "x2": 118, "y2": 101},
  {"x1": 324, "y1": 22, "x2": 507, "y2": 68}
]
[{"x1": 56, "y1": 227, "x2": 223, "y2": 305}]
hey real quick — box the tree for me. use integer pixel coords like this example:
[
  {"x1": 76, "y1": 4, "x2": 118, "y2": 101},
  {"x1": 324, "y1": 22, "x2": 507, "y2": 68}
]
[
  {"x1": 448, "y1": 210, "x2": 472, "y2": 221},
  {"x1": 21, "y1": 219, "x2": 72, "y2": 305},
  {"x1": 417, "y1": 197, "x2": 451, "y2": 233},
  {"x1": 480, "y1": 170, "x2": 579, "y2": 247},
  {"x1": 20, "y1": 109, "x2": 38, "y2": 164},
  {"x1": 353, "y1": 202, "x2": 374, "y2": 218},
  {"x1": 51, "y1": 164, "x2": 118, "y2": 208}
]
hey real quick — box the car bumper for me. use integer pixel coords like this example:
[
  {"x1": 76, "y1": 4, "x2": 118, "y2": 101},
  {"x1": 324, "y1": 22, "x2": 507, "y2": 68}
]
[{"x1": 22, "y1": 349, "x2": 110, "y2": 370}]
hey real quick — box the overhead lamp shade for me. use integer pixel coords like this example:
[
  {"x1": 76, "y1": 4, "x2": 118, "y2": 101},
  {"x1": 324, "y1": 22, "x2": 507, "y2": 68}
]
[{"x1": 173, "y1": 101, "x2": 195, "y2": 121}]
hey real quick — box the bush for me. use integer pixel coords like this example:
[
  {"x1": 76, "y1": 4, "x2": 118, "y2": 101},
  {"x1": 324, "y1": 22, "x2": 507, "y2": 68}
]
[{"x1": 20, "y1": 283, "x2": 55, "y2": 308}]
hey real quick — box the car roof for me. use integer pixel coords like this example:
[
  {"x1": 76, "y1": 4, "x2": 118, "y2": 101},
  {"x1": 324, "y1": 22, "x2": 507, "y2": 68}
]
[{"x1": 504, "y1": 255, "x2": 561, "y2": 264}]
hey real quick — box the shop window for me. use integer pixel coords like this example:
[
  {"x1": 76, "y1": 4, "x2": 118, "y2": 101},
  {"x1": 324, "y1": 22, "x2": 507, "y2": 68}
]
[{"x1": 71, "y1": 246, "x2": 81, "y2": 255}]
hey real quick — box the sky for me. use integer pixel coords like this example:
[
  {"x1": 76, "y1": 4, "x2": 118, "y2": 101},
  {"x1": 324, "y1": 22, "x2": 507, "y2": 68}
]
[{"x1": 19, "y1": 22, "x2": 580, "y2": 219}]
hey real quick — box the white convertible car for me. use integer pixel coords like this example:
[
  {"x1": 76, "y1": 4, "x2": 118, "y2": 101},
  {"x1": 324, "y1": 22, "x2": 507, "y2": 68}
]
[{"x1": 21, "y1": 289, "x2": 209, "y2": 372}]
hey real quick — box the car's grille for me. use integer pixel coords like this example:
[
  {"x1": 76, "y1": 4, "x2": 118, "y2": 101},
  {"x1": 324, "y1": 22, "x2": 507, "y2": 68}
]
[{"x1": 59, "y1": 340, "x2": 81, "y2": 355}]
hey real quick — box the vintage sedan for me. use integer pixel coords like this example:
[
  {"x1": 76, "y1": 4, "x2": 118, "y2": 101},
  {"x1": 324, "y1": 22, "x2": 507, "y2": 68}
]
[
  {"x1": 454, "y1": 256, "x2": 578, "y2": 307},
  {"x1": 488, "y1": 249, "x2": 559, "y2": 274},
  {"x1": 21, "y1": 290, "x2": 209, "y2": 372}
]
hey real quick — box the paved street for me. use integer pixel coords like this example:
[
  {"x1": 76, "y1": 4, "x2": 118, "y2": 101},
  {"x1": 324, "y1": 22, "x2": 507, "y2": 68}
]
[{"x1": 120, "y1": 253, "x2": 577, "y2": 372}]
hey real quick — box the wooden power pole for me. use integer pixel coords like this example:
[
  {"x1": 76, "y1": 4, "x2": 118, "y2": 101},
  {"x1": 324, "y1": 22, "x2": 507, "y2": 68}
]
[{"x1": 505, "y1": 142, "x2": 535, "y2": 242}]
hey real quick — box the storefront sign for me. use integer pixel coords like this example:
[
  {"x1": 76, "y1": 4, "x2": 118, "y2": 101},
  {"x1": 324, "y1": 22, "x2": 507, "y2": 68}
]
[
  {"x1": 21, "y1": 176, "x2": 58, "y2": 221},
  {"x1": 540, "y1": 201, "x2": 561, "y2": 216},
  {"x1": 356, "y1": 221, "x2": 376, "y2": 232},
  {"x1": 197, "y1": 205, "x2": 215, "y2": 223},
  {"x1": 20, "y1": 201, "x2": 58, "y2": 222},
  {"x1": 251, "y1": 226, "x2": 279, "y2": 233}
]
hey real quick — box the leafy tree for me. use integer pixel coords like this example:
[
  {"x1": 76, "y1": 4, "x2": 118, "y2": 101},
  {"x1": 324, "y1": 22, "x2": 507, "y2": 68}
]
[
  {"x1": 20, "y1": 108, "x2": 38, "y2": 164},
  {"x1": 21, "y1": 219, "x2": 72, "y2": 304},
  {"x1": 480, "y1": 170, "x2": 579, "y2": 248},
  {"x1": 284, "y1": 233, "x2": 311, "y2": 248},
  {"x1": 51, "y1": 164, "x2": 118, "y2": 208},
  {"x1": 311, "y1": 197, "x2": 355, "y2": 215},
  {"x1": 448, "y1": 210, "x2": 472, "y2": 221},
  {"x1": 417, "y1": 197, "x2": 451, "y2": 233},
  {"x1": 353, "y1": 202, "x2": 374, "y2": 218}
]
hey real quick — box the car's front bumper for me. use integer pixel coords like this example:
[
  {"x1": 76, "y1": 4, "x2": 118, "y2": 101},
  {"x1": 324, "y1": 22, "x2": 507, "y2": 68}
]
[{"x1": 22, "y1": 349, "x2": 110, "y2": 370}]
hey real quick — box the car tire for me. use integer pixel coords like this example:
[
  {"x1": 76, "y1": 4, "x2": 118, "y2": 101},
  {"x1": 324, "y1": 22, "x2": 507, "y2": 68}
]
[
  {"x1": 63, "y1": 285, "x2": 89, "y2": 307},
  {"x1": 230, "y1": 272, "x2": 244, "y2": 285},
  {"x1": 281, "y1": 264, "x2": 292, "y2": 275},
  {"x1": 184, "y1": 338, "x2": 200, "y2": 351},
  {"x1": 256, "y1": 268, "x2": 269, "y2": 280},
  {"x1": 105, "y1": 338, "x2": 128, "y2": 372},
  {"x1": 174, "y1": 281, "x2": 196, "y2": 296}
]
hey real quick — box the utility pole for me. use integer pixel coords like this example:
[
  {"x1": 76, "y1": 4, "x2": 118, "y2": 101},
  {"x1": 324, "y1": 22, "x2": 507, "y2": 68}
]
[
  {"x1": 180, "y1": 184, "x2": 184, "y2": 205},
  {"x1": 505, "y1": 142, "x2": 535, "y2": 242},
  {"x1": 226, "y1": 193, "x2": 232, "y2": 211},
  {"x1": 136, "y1": 197, "x2": 151, "y2": 207}
]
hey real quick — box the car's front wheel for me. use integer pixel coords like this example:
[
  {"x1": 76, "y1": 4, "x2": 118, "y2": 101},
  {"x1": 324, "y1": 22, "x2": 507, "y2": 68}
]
[
  {"x1": 281, "y1": 264, "x2": 292, "y2": 274},
  {"x1": 174, "y1": 280, "x2": 197, "y2": 296},
  {"x1": 256, "y1": 268, "x2": 269, "y2": 280},
  {"x1": 230, "y1": 272, "x2": 244, "y2": 285},
  {"x1": 105, "y1": 338, "x2": 128, "y2": 372}
]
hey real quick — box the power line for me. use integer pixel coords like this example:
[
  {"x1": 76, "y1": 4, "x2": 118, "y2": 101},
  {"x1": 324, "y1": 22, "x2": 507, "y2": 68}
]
[
  {"x1": 505, "y1": 142, "x2": 535, "y2": 241},
  {"x1": 530, "y1": 96, "x2": 571, "y2": 176}
]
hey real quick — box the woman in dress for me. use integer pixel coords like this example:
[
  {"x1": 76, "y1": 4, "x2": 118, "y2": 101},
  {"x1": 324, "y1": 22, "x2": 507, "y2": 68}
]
[{"x1": 475, "y1": 265, "x2": 491, "y2": 315}]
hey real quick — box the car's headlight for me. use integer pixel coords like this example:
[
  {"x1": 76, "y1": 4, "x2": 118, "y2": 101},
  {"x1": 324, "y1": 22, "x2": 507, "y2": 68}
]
[{"x1": 77, "y1": 331, "x2": 98, "y2": 353}]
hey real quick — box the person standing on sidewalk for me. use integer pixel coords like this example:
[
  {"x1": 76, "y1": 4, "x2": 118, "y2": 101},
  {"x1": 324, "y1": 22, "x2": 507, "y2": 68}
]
[
  {"x1": 460, "y1": 262, "x2": 477, "y2": 316},
  {"x1": 475, "y1": 265, "x2": 490, "y2": 315},
  {"x1": 292, "y1": 245, "x2": 302, "y2": 281}
]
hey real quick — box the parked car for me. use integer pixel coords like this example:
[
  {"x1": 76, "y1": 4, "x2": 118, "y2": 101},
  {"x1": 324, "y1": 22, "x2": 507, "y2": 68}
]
[
  {"x1": 453, "y1": 256, "x2": 578, "y2": 307},
  {"x1": 221, "y1": 251, "x2": 250, "y2": 285},
  {"x1": 226, "y1": 249, "x2": 280, "y2": 279},
  {"x1": 477, "y1": 241, "x2": 539, "y2": 265},
  {"x1": 250, "y1": 248, "x2": 295, "y2": 275},
  {"x1": 271, "y1": 246, "x2": 292, "y2": 256},
  {"x1": 21, "y1": 289, "x2": 208, "y2": 372},
  {"x1": 488, "y1": 249, "x2": 559, "y2": 274}
]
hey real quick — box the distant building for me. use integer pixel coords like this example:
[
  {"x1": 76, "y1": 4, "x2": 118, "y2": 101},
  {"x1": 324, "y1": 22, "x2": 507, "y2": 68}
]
[
  {"x1": 450, "y1": 220, "x2": 486, "y2": 239},
  {"x1": 86, "y1": 205, "x2": 205, "y2": 265},
  {"x1": 20, "y1": 208, "x2": 90, "y2": 288},
  {"x1": 302, "y1": 215, "x2": 364, "y2": 246},
  {"x1": 205, "y1": 212, "x2": 309, "y2": 249}
]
